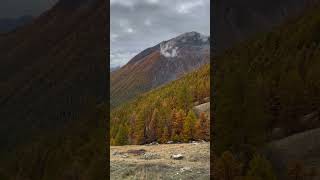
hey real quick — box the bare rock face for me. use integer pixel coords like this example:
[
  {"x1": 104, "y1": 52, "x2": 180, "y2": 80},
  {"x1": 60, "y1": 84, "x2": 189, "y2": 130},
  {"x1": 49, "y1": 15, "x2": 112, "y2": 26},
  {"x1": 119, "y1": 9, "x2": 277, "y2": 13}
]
[{"x1": 193, "y1": 102, "x2": 210, "y2": 120}]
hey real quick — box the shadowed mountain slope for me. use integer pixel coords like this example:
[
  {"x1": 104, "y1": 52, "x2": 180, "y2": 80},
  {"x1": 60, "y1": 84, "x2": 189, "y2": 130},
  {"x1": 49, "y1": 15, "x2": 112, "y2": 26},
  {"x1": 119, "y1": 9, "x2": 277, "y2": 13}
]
[
  {"x1": 213, "y1": 3, "x2": 320, "y2": 179},
  {"x1": 0, "y1": 0, "x2": 107, "y2": 150},
  {"x1": 0, "y1": 0, "x2": 107, "y2": 179},
  {"x1": 214, "y1": 2, "x2": 320, "y2": 155},
  {"x1": 214, "y1": 0, "x2": 320, "y2": 53}
]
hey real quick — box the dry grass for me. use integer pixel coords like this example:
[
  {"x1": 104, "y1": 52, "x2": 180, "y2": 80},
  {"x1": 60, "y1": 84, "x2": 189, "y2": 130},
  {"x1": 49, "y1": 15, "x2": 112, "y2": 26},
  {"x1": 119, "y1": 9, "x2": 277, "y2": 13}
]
[{"x1": 110, "y1": 142, "x2": 210, "y2": 180}]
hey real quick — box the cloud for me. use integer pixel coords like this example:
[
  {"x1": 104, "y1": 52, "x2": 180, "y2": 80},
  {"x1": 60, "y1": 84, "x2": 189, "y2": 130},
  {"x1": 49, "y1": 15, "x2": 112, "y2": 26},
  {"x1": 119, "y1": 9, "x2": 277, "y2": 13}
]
[
  {"x1": 110, "y1": 0, "x2": 210, "y2": 68},
  {"x1": 126, "y1": 28, "x2": 134, "y2": 33},
  {"x1": 110, "y1": 50, "x2": 139, "y2": 68},
  {"x1": 176, "y1": 0, "x2": 205, "y2": 14},
  {"x1": 144, "y1": 19, "x2": 152, "y2": 26}
]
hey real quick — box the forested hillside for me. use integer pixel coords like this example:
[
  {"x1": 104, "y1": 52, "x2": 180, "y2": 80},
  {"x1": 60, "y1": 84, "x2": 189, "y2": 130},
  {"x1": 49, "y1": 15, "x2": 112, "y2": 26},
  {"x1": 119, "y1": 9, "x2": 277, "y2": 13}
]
[
  {"x1": 111, "y1": 64, "x2": 210, "y2": 145},
  {"x1": 0, "y1": 104, "x2": 106, "y2": 180},
  {"x1": 214, "y1": 4, "x2": 320, "y2": 179}
]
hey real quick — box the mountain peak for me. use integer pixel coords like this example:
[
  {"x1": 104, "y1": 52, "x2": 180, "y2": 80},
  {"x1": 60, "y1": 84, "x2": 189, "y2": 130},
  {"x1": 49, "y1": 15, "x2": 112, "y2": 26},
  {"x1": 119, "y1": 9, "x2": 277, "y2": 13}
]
[
  {"x1": 178, "y1": 31, "x2": 202, "y2": 37},
  {"x1": 173, "y1": 31, "x2": 209, "y2": 42}
]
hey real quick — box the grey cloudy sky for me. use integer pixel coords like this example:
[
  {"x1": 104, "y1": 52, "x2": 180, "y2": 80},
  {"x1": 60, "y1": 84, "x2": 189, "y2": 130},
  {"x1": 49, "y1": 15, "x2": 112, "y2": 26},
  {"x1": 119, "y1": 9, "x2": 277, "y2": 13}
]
[
  {"x1": 0, "y1": 0, "x2": 58, "y2": 18},
  {"x1": 110, "y1": 0, "x2": 210, "y2": 68}
]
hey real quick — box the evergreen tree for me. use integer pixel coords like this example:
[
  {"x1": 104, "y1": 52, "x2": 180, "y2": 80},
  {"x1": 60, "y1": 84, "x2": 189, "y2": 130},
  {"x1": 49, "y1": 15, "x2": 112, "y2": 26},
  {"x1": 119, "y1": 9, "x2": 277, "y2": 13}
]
[
  {"x1": 115, "y1": 125, "x2": 128, "y2": 145},
  {"x1": 287, "y1": 161, "x2": 306, "y2": 180},
  {"x1": 135, "y1": 111, "x2": 146, "y2": 144},
  {"x1": 128, "y1": 113, "x2": 136, "y2": 144},
  {"x1": 213, "y1": 151, "x2": 242, "y2": 180},
  {"x1": 148, "y1": 108, "x2": 158, "y2": 142},
  {"x1": 196, "y1": 112, "x2": 210, "y2": 140},
  {"x1": 110, "y1": 138, "x2": 116, "y2": 146},
  {"x1": 161, "y1": 125, "x2": 170, "y2": 143},
  {"x1": 246, "y1": 154, "x2": 276, "y2": 180},
  {"x1": 172, "y1": 109, "x2": 185, "y2": 141},
  {"x1": 183, "y1": 111, "x2": 197, "y2": 142},
  {"x1": 178, "y1": 84, "x2": 193, "y2": 113}
]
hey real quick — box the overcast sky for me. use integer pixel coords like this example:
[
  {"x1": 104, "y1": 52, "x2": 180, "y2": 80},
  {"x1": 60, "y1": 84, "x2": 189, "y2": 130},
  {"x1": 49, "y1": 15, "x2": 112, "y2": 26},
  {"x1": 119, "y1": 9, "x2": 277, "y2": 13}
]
[
  {"x1": 0, "y1": 0, "x2": 58, "y2": 18},
  {"x1": 110, "y1": 0, "x2": 210, "y2": 68}
]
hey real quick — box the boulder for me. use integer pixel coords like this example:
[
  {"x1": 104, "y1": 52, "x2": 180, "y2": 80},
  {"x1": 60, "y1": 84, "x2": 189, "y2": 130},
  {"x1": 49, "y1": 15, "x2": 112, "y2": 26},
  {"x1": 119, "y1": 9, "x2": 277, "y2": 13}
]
[
  {"x1": 127, "y1": 149, "x2": 146, "y2": 156},
  {"x1": 145, "y1": 141, "x2": 159, "y2": 146},
  {"x1": 121, "y1": 154, "x2": 129, "y2": 158},
  {"x1": 141, "y1": 153, "x2": 161, "y2": 160},
  {"x1": 150, "y1": 141, "x2": 159, "y2": 145},
  {"x1": 171, "y1": 154, "x2": 184, "y2": 160},
  {"x1": 180, "y1": 167, "x2": 191, "y2": 172}
]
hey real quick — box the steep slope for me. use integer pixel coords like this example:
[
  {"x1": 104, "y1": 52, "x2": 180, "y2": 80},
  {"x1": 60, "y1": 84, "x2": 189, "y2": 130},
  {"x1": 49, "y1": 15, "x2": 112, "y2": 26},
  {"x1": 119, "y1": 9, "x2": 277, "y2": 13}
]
[
  {"x1": 0, "y1": 0, "x2": 107, "y2": 179},
  {"x1": 111, "y1": 64, "x2": 210, "y2": 145},
  {"x1": 214, "y1": 0, "x2": 320, "y2": 53},
  {"x1": 214, "y1": 2, "x2": 320, "y2": 172},
  {"x1": 110, "y1": 32, "x2": 209, "y2": 108}
]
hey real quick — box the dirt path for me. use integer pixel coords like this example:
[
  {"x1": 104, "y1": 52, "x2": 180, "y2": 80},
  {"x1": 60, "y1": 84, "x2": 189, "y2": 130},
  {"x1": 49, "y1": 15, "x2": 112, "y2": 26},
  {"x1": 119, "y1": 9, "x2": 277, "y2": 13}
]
[{"x1": 110, "y1": 142, "x2": 210, "y2": 180}]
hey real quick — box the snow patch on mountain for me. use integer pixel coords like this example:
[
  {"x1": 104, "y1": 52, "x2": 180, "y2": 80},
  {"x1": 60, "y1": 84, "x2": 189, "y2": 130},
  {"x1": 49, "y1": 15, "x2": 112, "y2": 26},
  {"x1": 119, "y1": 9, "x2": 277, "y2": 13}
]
[
  {"x1": 160, "y1": 41, "x2": 179, "y2": 58},
  {"x1": 199, "y1": 34, "x2": 209, "y2": 43}
]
